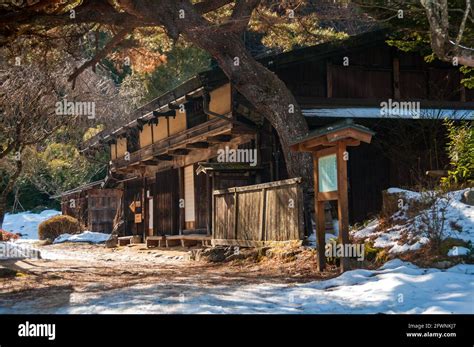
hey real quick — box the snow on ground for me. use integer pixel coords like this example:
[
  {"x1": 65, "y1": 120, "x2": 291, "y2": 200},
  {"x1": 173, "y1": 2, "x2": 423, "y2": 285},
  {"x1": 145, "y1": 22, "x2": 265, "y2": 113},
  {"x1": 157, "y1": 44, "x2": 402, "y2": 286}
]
[
  {"x1": 53, "y1": 231, "x2": 110, "y2": 244},
  {"x1": 0, "y1": 259, "x2": 472, "y2": 314},
  {"x1": 2, "y1": 210, "x2": 60, "y2": 239},
  {"x1": 37, "y1": 243, "x2": 186, "y2": 263},
  {"x1": 352, "y1": 188, "x2": 473, "y2": 254},
  {"x1": 307, "y1": 219, "x2": 339, "y2": 247},
  {"x1": 448, "y1": 246, "x2": 470, "y2": 257}
]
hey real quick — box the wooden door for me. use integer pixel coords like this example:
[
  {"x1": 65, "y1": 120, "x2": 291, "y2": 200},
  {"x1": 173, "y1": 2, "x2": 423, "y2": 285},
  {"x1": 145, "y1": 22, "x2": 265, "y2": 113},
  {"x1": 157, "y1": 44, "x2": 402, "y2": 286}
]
[
  {"x1": 155, "y1": 168, "x2": 179, "y2": 235},
  {"x1": 184, "y1": 165, "x2": 195, "y2": 230},
  {"x1": 87, "y1": 189, "x2": 122, "y2": 233},
  {"x1": 194, "y1": 168, "x2": 209, "y2": 231}
]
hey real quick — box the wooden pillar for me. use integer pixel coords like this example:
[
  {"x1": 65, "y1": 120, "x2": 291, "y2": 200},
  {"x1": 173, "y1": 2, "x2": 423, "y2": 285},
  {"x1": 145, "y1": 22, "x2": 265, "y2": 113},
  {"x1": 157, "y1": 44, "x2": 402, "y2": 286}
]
[
  {"x1": 337, "y1": 142, "x2": 350, "y2": 272},
  {"x1": 313, "y1": 152, "x2": 326, "y2": 271},
  {"x1": 206, "y1": 173, "x2": 212, "y2": 236},
  {"x1": 326, "y1": 61, "x2": 333, "y2": 98},
  {"x1": 392, "y1": 56, "x2": 400, "y2": 99},
  {"x1": 211, "y1": 174, "x2": 216, "y2": 239},
  {"x1": 178, "y1": 167, "x2": 185, "y2": 235},
  {"x1": 233, "y1": 189, "x2": 238, "y2": 240},
  {"x1": 142, "y1": 176, "x2": 147, "y2": 241}
]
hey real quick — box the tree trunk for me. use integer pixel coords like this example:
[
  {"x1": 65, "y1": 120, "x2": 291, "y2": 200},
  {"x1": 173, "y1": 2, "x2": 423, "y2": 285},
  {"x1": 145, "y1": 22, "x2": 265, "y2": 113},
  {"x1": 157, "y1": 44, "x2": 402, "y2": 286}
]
[
  {"x1": 0, "y1": 159, "x2": 23, "y2": 229},
  {"x1": 0, "y1": 197, "x2": 6, "y2": 229},
  {"x1": 187, "y1": 31, "x2": 313, "y2": 183},
  {"x1": 139, "y1": 1, "x2": 313, "y2": 188},
  {"x1": 185, "y1": 30, "x2": 314, "y2": 235}
]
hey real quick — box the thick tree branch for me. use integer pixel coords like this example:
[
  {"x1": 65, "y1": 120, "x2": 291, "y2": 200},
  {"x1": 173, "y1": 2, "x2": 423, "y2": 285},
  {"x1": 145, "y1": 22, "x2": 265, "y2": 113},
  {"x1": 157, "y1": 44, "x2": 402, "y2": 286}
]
[
  {"x1": 68, "y1": 26, "x2": 133, "y2": 83},
  {"x1": 0, "y1": 155, "x2": 23, "y2": 201},
  {"x1": 194, "y1": 0, "x2": 234, "y2": 14},
  {"x1": 421, "y1": 0, "x2": 474, "y2": 67},
  {"x1": 223, "y1": 0, "x2": 260, "y2": 32}
]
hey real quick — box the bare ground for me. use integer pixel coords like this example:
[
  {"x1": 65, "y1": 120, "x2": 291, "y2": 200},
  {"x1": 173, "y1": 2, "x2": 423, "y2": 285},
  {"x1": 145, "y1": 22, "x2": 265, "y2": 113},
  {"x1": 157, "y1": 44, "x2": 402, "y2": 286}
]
[{"x1": 0, "y1": 243, "x2": 338, "y2": 313}]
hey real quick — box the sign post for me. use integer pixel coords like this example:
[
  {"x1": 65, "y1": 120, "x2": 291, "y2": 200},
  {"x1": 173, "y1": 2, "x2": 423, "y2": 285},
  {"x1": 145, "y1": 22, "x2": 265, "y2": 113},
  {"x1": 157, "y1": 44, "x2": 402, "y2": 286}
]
[{"x1": 291, "y1": 119, "x2": 374, "y2": 272}]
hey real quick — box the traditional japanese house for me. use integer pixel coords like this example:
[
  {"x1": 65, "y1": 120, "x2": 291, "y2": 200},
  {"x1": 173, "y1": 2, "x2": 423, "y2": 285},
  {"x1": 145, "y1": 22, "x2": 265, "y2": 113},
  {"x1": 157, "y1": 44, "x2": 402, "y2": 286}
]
[
  {"x1": 56, "y1": 180, "x2": 122, "y2": 234},
  {"x1": 78, "y1": 30, "x2": 473, "y2": 245}
]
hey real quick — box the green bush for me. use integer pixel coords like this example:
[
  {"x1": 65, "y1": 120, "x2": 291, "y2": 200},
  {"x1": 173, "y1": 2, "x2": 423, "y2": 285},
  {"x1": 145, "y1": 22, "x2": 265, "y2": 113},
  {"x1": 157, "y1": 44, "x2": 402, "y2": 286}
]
[
  {"x1": 442, "y1": 120, "x2": 474, "y2": 188},
  {"x1": 38, "y1": 215, "x2": 81, "y2": 241}
]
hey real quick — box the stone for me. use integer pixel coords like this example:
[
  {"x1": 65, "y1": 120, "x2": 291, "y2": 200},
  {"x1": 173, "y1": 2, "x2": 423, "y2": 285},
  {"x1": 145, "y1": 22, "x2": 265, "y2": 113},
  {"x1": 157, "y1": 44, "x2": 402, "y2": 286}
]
[
  {"x1": 461, "y1": 189, "x2": 474, "y2": 206},
  {"x1": 0, "y1": 267, "x2": 18, "y2": 278},
  {"x1": 208, "y1": 247, "x2": 227, "y2": 262},
  {"x1": 105, "y1": 235, "x2": 118, "y2": 248}
]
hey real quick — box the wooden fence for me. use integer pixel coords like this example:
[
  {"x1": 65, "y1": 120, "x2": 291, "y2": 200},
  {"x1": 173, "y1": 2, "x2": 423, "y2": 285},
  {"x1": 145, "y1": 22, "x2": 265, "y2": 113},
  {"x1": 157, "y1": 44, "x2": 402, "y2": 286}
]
[{"x1": 212, "y1": 178, "x2": 304, "y2": 247}]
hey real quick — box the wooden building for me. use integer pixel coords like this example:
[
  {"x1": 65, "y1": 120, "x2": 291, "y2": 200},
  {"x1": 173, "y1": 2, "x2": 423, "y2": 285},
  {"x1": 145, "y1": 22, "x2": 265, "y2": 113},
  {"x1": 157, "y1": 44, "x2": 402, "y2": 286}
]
[
  {"x1": 58, "y1": 180, "x2": 121, "y2": 234},
  {"x1": 78, "y1": 30, "x2": 473, "y2": 244}
]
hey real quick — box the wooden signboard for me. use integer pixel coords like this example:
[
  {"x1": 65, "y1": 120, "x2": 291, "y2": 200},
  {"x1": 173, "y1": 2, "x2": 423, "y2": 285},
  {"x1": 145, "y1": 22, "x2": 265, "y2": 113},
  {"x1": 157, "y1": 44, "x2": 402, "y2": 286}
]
[
  {"x1": 134, "y1": 213, "x2": 142, "y2": 224},
  {"x1": 291, "y1": 119, "x2": 374, "y2": 272}
]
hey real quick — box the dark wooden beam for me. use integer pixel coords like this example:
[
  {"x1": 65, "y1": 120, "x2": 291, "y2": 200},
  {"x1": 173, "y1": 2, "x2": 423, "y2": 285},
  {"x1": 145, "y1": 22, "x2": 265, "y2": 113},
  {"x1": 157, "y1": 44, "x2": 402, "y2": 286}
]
[
  {"x1": 169, "y1": 148, "x2": 191, "y2": 156},
  {"x1": 207, "y1": 134, "x2": 232, "y2": 143},
  {"x1": 231, "y1": 126, "x2": 257, "y2": 135},
  {"x1": 140, "y1": 159, "x2": 159, "y2": 166},
  {"x1": 155, "y1": 154, "x2": 173, "y2": 161},
  {"x1": 186, "y1": 142, "x2": 209, "y2": 149}
]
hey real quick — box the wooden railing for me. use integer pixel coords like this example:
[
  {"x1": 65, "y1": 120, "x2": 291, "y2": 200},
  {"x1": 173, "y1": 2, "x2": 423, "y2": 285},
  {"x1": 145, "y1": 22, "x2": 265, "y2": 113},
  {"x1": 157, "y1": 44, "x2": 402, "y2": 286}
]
[{"x1": 111, "y1": 116, "x2": 233, "y2": 169}]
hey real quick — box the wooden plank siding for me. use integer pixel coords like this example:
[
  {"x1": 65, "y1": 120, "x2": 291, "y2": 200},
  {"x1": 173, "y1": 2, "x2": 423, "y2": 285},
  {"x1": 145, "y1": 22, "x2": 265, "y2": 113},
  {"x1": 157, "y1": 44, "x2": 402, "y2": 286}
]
[
  {"x1": 213, "y1": 178, "x2": 304, "y2": 246},
  {"x1": 87, "y1": 189, "x2": 122, "y2": 234},
  {"x1": 154, "y1": 168, "x2": 180, "y2": 235},
  {"x1": 273, "y1": 41, "x2": 473, "y2": 103},
  {"x1": 123, "y1": 179, "x2": 144, "y2": 237}
]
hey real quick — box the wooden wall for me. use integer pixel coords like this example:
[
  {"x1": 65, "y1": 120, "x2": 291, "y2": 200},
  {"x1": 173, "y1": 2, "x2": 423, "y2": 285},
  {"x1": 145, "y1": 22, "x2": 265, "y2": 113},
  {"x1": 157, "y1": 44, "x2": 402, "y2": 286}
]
[
  {"x1": 194, "y1": 169, "x2": 209, "y2": 231},
  {"x1": 209, "y1": 83, "x2": 231, "y2": 116},
  {"x1": 61, "y1": 192, "x2": 87, "y2": 226},
  {"x1": 116, "y1": 137, "x2": 127, "y2": 158},
  {"x1": 123, "y1": 179, "x2": 144, "y2": 236},
  {"x1": 87, "y1": 189, "x2": 122, "y2": 233},
  {"x1": 152, "y1": 118, "x2": 168, "y2": 142},
  {"x1": 274, "y1": 43, "x2": 473, "y2": 102},
  {"x1": 213, "y1": 178, "x2": 304, "y2": 246},
  {"x1": 139, "y1": 123, "x2": 154, "y2": 148},
  {"x1": 169, "y1": 110, "x2": 187, "y2": 135},
  {"x1": 110, "y1": 144, "x2": 117, "y2": 160}
]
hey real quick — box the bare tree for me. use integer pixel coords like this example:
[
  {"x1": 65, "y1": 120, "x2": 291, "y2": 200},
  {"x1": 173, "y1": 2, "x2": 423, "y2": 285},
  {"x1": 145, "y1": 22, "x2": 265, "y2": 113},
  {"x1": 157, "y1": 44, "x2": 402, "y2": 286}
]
[
  {"x1": 0, "y1": 44, "x2": 122, "y2": 227},
  {"x1": 0, "y1": 0, "x2": 315, "y2": 193}
]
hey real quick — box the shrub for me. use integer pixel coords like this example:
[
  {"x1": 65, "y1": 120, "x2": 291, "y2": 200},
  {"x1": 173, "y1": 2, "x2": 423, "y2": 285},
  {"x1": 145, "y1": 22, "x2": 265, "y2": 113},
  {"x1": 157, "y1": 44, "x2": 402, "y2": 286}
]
[
  {"x1": 442, "y1": 120, "x2": 474, "y2": 188},
  {"x1": 0, "y1": 229, "x2": 20, "y2": 242},
  {"x1": 38, "y1": 215, "x2": 81, "y2": 241},
  {"x1": 417, "y1": 190, "x2": 450, "y2": 254}
]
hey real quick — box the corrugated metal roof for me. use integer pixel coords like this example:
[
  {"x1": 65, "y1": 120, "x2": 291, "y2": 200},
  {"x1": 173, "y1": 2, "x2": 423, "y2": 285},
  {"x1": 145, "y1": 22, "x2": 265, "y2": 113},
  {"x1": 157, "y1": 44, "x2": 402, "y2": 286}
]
[{"x1": 302, "y1": 107, "x2": 474, "y2": 120}]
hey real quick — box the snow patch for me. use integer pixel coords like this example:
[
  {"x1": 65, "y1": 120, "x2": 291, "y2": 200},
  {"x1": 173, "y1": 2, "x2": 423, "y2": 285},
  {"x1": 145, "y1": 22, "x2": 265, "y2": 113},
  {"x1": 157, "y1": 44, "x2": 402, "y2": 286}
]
[
  {"x1": 447, "y1": 246, "x2": 470, "y2": 257},
  {"x1": 2, "y1": 210, "x2": 60, "y2": 240},
  {"x1": 53, "y1": 231, "x2": 111, "y2": 244},
  {"x1": 351, "y1": 188, "x2": 473, "y2": 255},
  {"x1": 1, "y1": 259, "x2": 471, "y2": 314}
]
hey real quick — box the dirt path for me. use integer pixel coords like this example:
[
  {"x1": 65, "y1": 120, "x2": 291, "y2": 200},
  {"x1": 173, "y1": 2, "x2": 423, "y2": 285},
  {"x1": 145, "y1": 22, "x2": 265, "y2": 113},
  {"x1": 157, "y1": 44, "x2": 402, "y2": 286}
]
[{"x1": 0, "y1": 243, "x2": 336, "y2": 313}]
